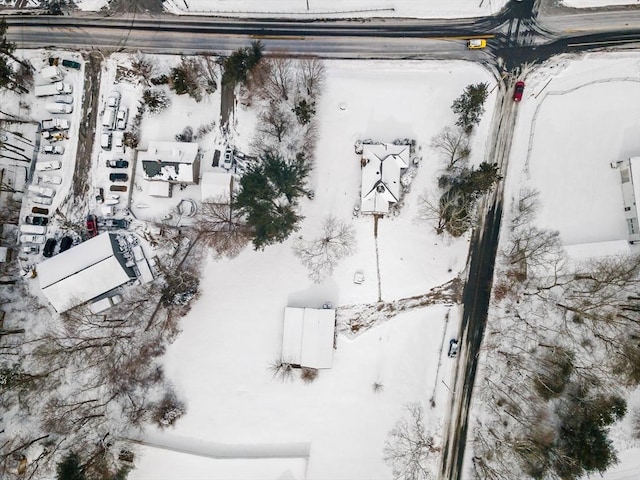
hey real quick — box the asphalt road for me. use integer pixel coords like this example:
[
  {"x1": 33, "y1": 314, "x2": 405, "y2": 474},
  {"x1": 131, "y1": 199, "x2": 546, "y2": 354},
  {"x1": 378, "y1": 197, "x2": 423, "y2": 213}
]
[{"x1": 3, "y1": 3, "x2": 640, "y2": 479}]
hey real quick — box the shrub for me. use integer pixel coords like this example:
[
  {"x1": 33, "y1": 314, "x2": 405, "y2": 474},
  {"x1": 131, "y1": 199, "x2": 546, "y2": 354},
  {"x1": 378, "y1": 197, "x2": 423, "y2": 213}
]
[{"x1": 300, "y1": 367, "x2": 318, "y2": 383}]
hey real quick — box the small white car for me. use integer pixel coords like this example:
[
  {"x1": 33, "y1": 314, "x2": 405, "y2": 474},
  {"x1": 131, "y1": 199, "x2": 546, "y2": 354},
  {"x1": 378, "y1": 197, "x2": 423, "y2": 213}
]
[
  {"x1": 39, "y1": 175, "x2": 63, "y2": 185},
  {"x1": 32, "y1": 196, "x2": 53, "y2": 206},
  {"x1": 223, "y1": 147, "x2": 233, "y2": 170},
  {"x1": 116, "y1": 108, "x2": 128, "y2": 130},
  {"x1": 20, "y1": 234, "x2": 45, "y2": 244},
  {"x1": 35, "y1": 161, "x2": 62, "y2": 172}
]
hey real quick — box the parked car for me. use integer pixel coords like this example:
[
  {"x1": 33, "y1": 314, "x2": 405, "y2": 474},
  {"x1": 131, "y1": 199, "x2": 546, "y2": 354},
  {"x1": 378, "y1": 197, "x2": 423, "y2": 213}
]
[
  {"x1": 110, "y1": 185, "x2": 127, "y2": 192},
  {"x1": 59, "y1": 236, "x2": 73, "y2": 252},
  {"x1": 32, "y1": 196, "x2": 53, "y2": 206},
  {"x1": 222, "y1": 147, "x2": 233, "y2": 170},
  {"x1": 448, "y1": 338, "x2": 459, "y2": 358},
  {"x1": 513, "y1": 81, "x2": 525, "y2": 102},
  {"x1": 42, "y1": 144, "x2": 65, "y2": 155},
  {"x1": 116, "y1": 108, "x2": 128, "y2": 130},
  {"x1": 105, "y1": 218, "x2": 129, "y2": 229},
  {"x1": 62, "y1": 59, "x2": 81, "y2": 70},
  {"x1": 467, "y1": 39, "x2": 486, "y2": 49},
  {"x1": 28, "y1": 185, "x2": 55, "y2": 197},
  {"x1": 95, "y1": 187, "x2": 104, "y2": 203},
  {"x1": 53, "y1": 94, "x2": 74, "y2": 104},
  {"x1": 25, "y1": 215, "x2": 49, "y2": 226},
  {"x1": 20, "y1": 234, "x2": 45, "y2": 244},
  {"x1": 109, "y1": 173, "x2": 128, "y2": 182},
  {"x1": 43, "y1": 238, "x2": 56, "y2": 258},
  {"x1": 86, "y1": 214, "x2": 98, "y2": 238},
  {"x1": 107, "y1": 91, "x2": 121, "y2": 108},
  {"x1": 22, "y1": 245, "x2": 40, "y2": 255},
  {"x1": 106, "y1": 159, "x2": 129, "y2": 168},
  {"x1": 101, "y1": 132, "x2": 112, "y2": 150},
  {"x1": 32, "y1": 207, "x2": 49, "y2": 215}
]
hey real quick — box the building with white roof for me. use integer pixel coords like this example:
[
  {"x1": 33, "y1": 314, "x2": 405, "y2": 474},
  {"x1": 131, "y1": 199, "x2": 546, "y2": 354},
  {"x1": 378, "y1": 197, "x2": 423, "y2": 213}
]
[
  {"x1": 200, "y1": 171, "x2": 233, "y2": 203},
  {"x1": 38, "y1": 232, "x2": 135, "y2": 312},
  {"x1": 614, "y1": 157, "x2": 640, "y2": 243},
  {"x1": 139, "y1": 141, "x2": 200, "y2": 185},
  {"x1": 359, "y1": 143, "x2": 409, "y2": 214},
  {"x1": 281, "y1": 307, "x2": 336, "y2": 369}
]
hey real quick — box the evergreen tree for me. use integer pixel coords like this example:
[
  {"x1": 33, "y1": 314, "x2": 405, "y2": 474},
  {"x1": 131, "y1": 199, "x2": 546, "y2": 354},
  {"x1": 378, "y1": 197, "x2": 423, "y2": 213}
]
[
  {"x1": 234, "y1": 151, "x2": 307, "y2": 249},
  {"x1": 56, "y1": 453, "x2": 85, "y2": 480},
  {"x1": 292, "y1": 99, "x2": 316, "y2": 125},
  {"x1": 451, "y1": 83, "x2": 489, "y2": 133}
]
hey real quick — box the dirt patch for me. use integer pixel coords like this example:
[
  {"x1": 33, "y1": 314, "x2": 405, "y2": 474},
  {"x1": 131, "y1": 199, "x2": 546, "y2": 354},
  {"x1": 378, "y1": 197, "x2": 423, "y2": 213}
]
[{"x1": 72, "y1": 51, "x2": 102, "y2": 203}]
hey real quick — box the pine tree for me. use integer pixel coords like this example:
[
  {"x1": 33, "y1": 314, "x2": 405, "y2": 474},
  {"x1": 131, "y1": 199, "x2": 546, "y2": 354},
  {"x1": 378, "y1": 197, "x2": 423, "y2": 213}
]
[
  {"x1": 451, "y1": 83, "x2": 489, "y2": 133},
  {"x1": 56, "y1": 453, "x2": 85, "y2": 480}
]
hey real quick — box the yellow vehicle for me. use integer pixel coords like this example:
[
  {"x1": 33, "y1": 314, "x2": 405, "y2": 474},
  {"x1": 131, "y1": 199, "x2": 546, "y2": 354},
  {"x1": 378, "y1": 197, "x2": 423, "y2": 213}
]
[{"x1": 467, "y1": 39, "x2": 487, "y2": 49}]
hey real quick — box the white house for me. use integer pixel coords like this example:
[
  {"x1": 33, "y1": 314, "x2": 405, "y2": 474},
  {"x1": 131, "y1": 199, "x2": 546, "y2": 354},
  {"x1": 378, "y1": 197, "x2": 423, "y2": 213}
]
[
  {"x1": 281, "y1": 307, "x2": 336, "y2": 369},
  {"x1": 360, "y1": 143, "x2": 409, "y2": 214},
  {"x1": 613, "y1": 156, "x2": 640, "y2": 242},
  {"x1": 139, "y1": 141, "x2": 200, "y2": 185},
  {"x1": 37, "y1": 232, "x2": 136, "y2": 312}
]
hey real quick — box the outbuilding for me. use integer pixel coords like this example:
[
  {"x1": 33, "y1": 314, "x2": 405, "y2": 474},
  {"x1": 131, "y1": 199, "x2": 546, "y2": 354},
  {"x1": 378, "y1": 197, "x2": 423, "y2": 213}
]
[{"x1": 281, "y1": 307, "x2": 336, "y2": 369}]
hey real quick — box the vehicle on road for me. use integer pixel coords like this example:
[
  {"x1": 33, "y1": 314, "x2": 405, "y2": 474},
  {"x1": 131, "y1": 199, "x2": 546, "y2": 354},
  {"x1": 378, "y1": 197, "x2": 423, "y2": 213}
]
[
  {"x1": 43, "y1": 238, "x2": 56, "y2": 257},
  {"x1": 106, "y1": 159, "x2": 129, "y2": 168},
  {"x1": 32, "y1": 207, "x2": 49, "y2": 215},
  {"x1": 20, "y1": 234, "x2": 45, "y2": 244},
  {"x1": 448, "y1": 338, "x2": 459, "y2": 358},
  {"x1": 42, "y1": 144, "x2": 65, "y2": 155},
  {"x1": 59, "y1": 236, "x2": 73, "y2": 252},
  {"x1": 513, "y1": 81, "x2": 525, "y2": 102},
  {"x1": 32, "y1": 196, "x2": 53, "y2": 206},
  {"x1": 25, "y1": 215, "x2": 49, "y2": 226},
  {"x1": 109, "y1": 173, "x2": 128, "y2": 182},
  {"x1": 35, "y1": 161, "x2": 62, "y2": 172},
  {"x1": 467, "y1": 39, "x2": 486, "y2": 49},
  {"x1": 86, "y1": 214, "x2": 98, "y2": 238}
]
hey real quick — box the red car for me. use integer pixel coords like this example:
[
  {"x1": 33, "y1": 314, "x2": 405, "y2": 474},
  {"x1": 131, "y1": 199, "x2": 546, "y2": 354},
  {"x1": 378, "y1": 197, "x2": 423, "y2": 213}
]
[
  {"x1": 513, "y1": 81, "x2": 525, "y2": 102},
  {"x1": 86, "y1": 214, "x2": 98, "y2": 238}
]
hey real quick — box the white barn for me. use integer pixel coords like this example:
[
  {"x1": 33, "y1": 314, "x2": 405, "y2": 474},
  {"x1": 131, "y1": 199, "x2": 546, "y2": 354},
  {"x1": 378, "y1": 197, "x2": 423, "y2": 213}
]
[
  {"x1": 613, "y1": 156, "x2": 640, "y2": 242},
  {"x1": 281, "y1": 307, "x2": 336, "y2": 369},
  {"x1": 360, "y1": 143, "x2": 409, "y2": 214},
  {"x1": 38, "y1": 232, "x2": 135, "y2": 312}
]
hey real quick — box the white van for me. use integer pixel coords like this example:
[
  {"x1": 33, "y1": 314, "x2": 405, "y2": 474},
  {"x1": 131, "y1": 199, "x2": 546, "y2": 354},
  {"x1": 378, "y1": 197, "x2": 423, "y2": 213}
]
[
  {"x1": 101, "y1": 132, "x2": 112, "y2": 150},
  {"x1": 28, "y1": 185, "x2": 55, "y2": 197},
  {"x1": 102, "y1": 107, "x2": 116, "y2": 130},
  {"x1": 20, "y1": 224, "x2": 47, "y2": 235}
]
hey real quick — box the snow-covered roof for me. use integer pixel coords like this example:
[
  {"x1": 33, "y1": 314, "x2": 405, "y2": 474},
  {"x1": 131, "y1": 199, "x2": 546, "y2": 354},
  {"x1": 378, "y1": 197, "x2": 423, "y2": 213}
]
[
  {"x1": 139, "y1": 141, "x2": 199, "y2": 184},
  {"x1": 38, "y1": 233, "x2": 134, "y2": 312},
  {"x1": 147, "y1": 181, "x2": 171, "y2": 197},
  {"x1": 201, "y1": 171, "x2": 232, "y2": 202},
  {"x1": 282, "y1": 307, "x2": 335, "y2": 369},
  {"x1": 630, "y1": 156, "x2": 640, "y2": 216},
  {"x1": 360, "y1": 143, "x2": 409, "y2": 214}
]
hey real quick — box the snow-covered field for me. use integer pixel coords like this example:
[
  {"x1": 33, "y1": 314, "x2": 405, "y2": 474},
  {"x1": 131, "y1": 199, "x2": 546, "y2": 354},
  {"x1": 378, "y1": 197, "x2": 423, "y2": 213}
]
[{"x1": 129, "y1": 59, "x2": 496, "y2": 479}]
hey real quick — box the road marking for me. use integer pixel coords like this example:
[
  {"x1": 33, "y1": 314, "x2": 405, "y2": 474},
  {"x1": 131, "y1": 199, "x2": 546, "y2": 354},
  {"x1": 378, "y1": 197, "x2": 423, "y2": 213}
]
[{"x1": 568, "y1": 39, "x2": 638, "y2": 47}]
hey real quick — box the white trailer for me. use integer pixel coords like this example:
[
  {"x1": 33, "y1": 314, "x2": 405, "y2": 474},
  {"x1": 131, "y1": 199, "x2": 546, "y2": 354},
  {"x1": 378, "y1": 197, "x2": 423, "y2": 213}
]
[
  {"x1": 34, "y1": 82, "x2": 72, "y2": 97},
  {"x1": 45, "y1": 102, "x2": 73, "y2": 114},
  {"x1": 102, "y1": 107, "x2": 116, "y2": 130},
  {"x1": 35, "y1": 161, "x2": 62, "y2": 172},
  {"x1": 41, "y1": 66, "x2": 62, "y2": 83}
]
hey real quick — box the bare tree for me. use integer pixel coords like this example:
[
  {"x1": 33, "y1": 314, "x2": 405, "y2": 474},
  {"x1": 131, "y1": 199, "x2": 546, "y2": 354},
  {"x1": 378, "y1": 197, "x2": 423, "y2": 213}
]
[
  {"x1": 293, "y1": 216, "x2": 356, "y2": 283},
  {"x1": 505, "y1": 225, "x2": 564, "y2": 280},
  {"x1": 383, "y1": 403, "x2": 439, "y2": 480},
  {"x1": 297, "y1": 58, "x2": 325, "y2": 98},
  {"x1": 199, "y1": 54, "x2": 219, "y2": 94},
  {"x1": 194, "y1": 197, "x2": 252, "y2": 258},
  {"x1": 417, "y1": 189, "x2": 474, "y2": 236},
  {"x1": 266, "y1": 57, "x2": 293, "y2": 101},
  {"x1": 430, "y1": 126, "x2": 470, "y2": 170},
  {"x1": 257, "y1": 101, "x2": 292, "y2": 143},
  {"x1": 131, "y1": 52, "x2": 155, "y2": 86}
]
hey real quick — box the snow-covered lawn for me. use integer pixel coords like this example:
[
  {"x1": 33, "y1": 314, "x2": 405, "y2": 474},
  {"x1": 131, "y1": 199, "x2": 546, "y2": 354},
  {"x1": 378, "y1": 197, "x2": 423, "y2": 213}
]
[
  {"x1": 130, "y1": 59, "x2": 496, "y2": 479},
  {"x1": 562, "y1": 0, "x2": 640, "y2": 7}
]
